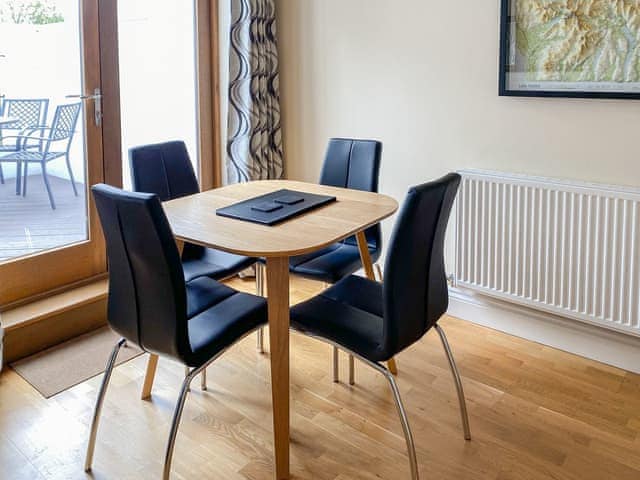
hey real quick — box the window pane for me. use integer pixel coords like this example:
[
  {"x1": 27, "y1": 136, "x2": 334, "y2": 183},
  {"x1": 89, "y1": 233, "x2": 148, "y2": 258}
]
[
  {"x1": 118, "y1": 0, "x2": 199, "y2": 190},
  {"x1": 0, "y1": 0, "x2": 88, "y2": 262}
]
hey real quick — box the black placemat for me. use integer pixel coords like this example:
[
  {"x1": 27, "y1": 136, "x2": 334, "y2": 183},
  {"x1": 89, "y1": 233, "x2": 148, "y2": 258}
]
[{"x1": 216, "y1": 189, "x2": 337, "y2": 225}]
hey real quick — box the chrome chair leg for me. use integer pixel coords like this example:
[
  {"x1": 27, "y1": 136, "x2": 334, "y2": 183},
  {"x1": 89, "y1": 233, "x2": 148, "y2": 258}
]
[
  {"x1": 353, "y1": 349, "x2": 418, "y2": 479},
  {"x1": 383, "y1": 368, "x2": 419, "y2": 480},
  {"x1": 349, "y1": 354, "x2": 355, "y2": 385},
  {"x1": 299, "y1": 332, "x2": 420, "y2": 479},
  {"x1": 162, "y1": 327, "x2": 262, "y2": 479},
  {"x1": 87, "y1": 327, "x2": 263, "y2": 479},
  {"x1": 322, "y1": 281, "x2": 356, "y2": 385},
  {"x1": 256, "y1": 263, "x2": 265, "y2": 353},
  {"x1": 163, "y1": 369, "x2": 197, "y2": 480},
  {"x1": 256, "y1": 262, "x2": 266, "y2": 296},
  {"x1": 257, "y1": 328, "x2": 264, "y2": 354},
  {"x1": 374, "y1": 263, "x2": 383, "y2": 282},
  {"x1": 201, "y1": 368, "x2": 207, "y2": 391},
  {"x1": 85, "y1": 338, "x2": 126, "y2": 472},
  {"x1": 332, "y1": 346, "x2": 355, "y2": 386},
  {"x1": 184, "y1": 366, "x2": 190, "y2": 392},
  {"x1": 434, "y1": 324, "x2": 471, "y2": 441}
]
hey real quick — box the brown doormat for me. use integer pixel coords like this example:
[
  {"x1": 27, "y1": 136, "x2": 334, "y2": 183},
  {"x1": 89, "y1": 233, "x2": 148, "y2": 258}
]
[{"x1": 10, "y1": 326, "x2": 142, "y2": 399}]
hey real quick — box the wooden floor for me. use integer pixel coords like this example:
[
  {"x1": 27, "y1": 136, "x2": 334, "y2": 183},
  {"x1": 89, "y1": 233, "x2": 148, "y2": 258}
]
[
  {"x1": 0, "y1": 175, "x2": 86, "y2": 261},
  {"x1": 1, "y1": 276, "x2": 639, "y2": 480}
]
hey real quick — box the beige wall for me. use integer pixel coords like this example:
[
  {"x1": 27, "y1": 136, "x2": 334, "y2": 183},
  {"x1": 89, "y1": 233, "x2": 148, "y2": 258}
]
[{"x1": 276, "y1": 0, "x2": 640, "y2": 216}]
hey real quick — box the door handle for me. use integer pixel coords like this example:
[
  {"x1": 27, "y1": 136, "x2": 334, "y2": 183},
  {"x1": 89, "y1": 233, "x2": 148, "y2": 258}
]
[{"x1": 66, "y1": 88, "x2": 102, "y2": 126}]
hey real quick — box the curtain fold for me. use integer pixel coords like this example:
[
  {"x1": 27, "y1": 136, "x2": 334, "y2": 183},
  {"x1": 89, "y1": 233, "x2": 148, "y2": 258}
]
[{"x1": 227, "y1": 0, "x2": 284, "y2": 183}]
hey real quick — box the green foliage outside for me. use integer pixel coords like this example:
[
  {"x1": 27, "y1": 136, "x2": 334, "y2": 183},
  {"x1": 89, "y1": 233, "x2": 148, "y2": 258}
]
[{"x1": 1, "y1": 1, "x2": 64, "y2": 25}]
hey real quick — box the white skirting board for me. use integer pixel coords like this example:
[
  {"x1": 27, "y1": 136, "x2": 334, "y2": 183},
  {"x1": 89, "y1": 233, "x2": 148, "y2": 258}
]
[{"x1": 449, "y1": 287, "x2": 640, "y2": 374}]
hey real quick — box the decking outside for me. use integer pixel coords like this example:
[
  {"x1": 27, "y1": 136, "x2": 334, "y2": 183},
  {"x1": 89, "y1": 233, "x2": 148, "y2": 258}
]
[
  {"x1": 0, "y1": 0, "x2": 200, "y2": 264},
  {"x1": 0, "y1": 175, "x2": 86, "y2": 261}
]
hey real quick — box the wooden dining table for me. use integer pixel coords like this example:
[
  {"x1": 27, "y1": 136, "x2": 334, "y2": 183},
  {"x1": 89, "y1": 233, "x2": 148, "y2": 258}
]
[{"x1": 141, "y1": 179, "x2": 398, "y2": 479}]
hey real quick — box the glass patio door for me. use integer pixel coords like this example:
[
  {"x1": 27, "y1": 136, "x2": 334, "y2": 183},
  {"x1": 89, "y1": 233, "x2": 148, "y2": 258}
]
[
  {"x1": 117, "y1": 0, "x2": 199, "y2": 189},
  {"x1": 0, "y1": 0, "x2": 107, "y2": 306}
]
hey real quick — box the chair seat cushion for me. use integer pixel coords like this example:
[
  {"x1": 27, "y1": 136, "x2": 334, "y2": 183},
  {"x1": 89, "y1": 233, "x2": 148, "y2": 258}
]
[
  {"x1": 289, "y1": 242, "x2": 381, "y2": 284},
  {"x1": 289, "y1": 244, "x2": 341, "y2": 268},
  {"x1": 186, "y1": 277, "x2": 236, "y2": 319},
  {"x1": 290, "y1": 275, "x2": 389, "y2": 362},
  {"x1": 187, "y1": 291, "x2": 267, "y2": 367},
  {"x1": 182, "y1": 243, "x2": 256, "y2": 282}
]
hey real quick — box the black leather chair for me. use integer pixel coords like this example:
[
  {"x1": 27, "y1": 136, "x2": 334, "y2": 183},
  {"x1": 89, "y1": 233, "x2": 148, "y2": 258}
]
[
  {"x1": 256, "y1": 138, "x2": 383, "y2": 378},
  {"x1": 288, "y1": 138, "x2": 383, "y2": 282},
  {"x1": 290, "y1": 174, "x2": 469, "y2": 479},
  {"x1": 86, "y1": 184, "x2": 268, "y2": 480},
  {"x1": 129, "y1": 140, "x2": 256, "y2": 282}
]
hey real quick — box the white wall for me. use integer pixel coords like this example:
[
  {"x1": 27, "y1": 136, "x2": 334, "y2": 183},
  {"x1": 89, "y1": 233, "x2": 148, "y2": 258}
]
[
  {"x1": 276, "y1": 0, "x2": 640, "y2": 258},
  {"x1": 274, "y1": 0, "x2": 640, "y2": 364}
]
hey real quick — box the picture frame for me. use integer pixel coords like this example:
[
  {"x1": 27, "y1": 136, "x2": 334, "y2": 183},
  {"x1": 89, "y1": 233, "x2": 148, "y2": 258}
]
[{"x1": 499, "y1": 0, "x2": 640, "y2": 100}]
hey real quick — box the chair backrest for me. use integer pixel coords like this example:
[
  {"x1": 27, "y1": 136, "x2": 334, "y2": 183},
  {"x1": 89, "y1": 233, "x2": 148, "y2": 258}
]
[
  {"x1": 92, "y1": 184, "x2": 190, "y2": 362},
  {"x1": 49, "y1": 103, "x2": 81, "y2": 142},
  {"x1": 1, "y1": 98, "x2": 49, "y2": 130},
  {"x1": 381, "y1": 173, "x2": 461, "y2": 357},
  {"x1": 129, "y1": 141, "x2": 200, "y2": 201},
  {"x1": 319, "y1": 138, "x2": 382, "y2": 249}
]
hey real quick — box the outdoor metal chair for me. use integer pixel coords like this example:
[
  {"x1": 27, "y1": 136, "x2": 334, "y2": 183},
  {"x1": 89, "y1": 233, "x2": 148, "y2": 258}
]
[
  {"x1": 0, "y1": 98, "x2": 49, "y2": 193},
  {"x1": 0, "y1": 102, "x2": 81, "y2": 209}
]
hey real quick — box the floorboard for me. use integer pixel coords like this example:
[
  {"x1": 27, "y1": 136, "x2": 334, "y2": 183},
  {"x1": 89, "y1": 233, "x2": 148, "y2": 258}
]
[{"x1": 0, "y1": 276, "x2": 639, "y2": 479}]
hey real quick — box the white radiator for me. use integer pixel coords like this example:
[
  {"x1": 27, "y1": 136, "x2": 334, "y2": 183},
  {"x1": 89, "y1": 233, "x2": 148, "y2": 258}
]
[{"x1": 455, "y1": 170, "x2": 640, "y2": 337}]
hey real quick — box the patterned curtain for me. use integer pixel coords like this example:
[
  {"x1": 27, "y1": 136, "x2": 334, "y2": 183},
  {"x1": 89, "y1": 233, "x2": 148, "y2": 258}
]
[{"x1": 227, "y1": 0, "x2": 284, "y2": 183}]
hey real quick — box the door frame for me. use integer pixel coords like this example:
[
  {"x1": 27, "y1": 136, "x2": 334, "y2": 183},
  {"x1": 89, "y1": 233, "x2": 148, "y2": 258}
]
[
  {"x1": 0, "y1": 0, "x2": 111, "y2": 308},
  {"x1": 196, "y1": 0, "x2": 223, "y2": 191}
]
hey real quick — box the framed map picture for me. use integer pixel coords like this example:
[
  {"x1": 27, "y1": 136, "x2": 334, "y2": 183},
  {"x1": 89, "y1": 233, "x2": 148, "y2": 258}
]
[{"x1": 499, "y1": 0, "x2": 640, "y2": 99}]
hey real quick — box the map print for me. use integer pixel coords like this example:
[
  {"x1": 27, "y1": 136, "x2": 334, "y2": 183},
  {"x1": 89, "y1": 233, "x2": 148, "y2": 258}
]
[{"x1": 507, "y1": 0, "x2": 640, "y2": 93}]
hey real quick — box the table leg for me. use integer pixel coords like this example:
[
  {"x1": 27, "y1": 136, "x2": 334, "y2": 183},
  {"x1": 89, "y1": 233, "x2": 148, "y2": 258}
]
[
  {"x1": 266, "y1": 256, "x2": 290, "y2": 479},
  {"x1": 141, "y1": 354, "x2": 158, "y2": 400},
  {"x1": 356, "y1": 231, "x2": 398, "y2": 375},
  {"x1": 140, "y1": 240, "x2": 184, "y2": 400},
  {"x1": 387, "y1": 357, "x2": 399, "y2": 375}
]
